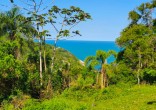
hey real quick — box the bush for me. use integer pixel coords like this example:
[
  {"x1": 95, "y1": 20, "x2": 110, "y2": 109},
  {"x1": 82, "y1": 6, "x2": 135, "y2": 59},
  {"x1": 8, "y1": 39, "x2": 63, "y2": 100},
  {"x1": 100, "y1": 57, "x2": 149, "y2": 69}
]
[{"x1": 23, "y1": 97, "x2": 90, "y2": 110}]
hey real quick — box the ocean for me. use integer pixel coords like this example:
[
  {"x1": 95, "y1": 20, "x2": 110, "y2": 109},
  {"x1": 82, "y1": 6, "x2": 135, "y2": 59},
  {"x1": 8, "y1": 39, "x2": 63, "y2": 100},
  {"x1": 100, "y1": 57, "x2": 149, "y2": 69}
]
[{"x1": 45, "y1": 40, "x2": 120, "y2": 63}]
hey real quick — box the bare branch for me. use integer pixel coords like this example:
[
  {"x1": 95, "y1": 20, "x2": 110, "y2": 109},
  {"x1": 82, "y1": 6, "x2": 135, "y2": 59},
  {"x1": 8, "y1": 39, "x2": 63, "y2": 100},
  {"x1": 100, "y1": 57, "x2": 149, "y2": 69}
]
[
  {"x1": 38, "y1": 0, "x2": 55, "y2": 12},
  {"x1": 38, "y1": 5, "x2": 49, "y2": 12},
  {"x1": 60, "y1": 14, "x2": 67, "y2": 31},
  {"x1": 58, "y1": 12, "x2": 64, "y2": 18},
  {"x1": 32, "y1": 0, "x2": 37, "y2": 12},
  {"x1": 69, "y1": 20, "x2": 81, "y2": 31},
  {"x1": 13, "y1": 4, "x2": 32, "y2": 12},
  {"x1": 37, "y1": 0, "x2": 43, "y2": 12},
  {"x1": 19, "y1": 0, "x2": 34, "y2": 7},
  {"x1": 50, "y1": 21, "x2": 59, "y2": 33}
]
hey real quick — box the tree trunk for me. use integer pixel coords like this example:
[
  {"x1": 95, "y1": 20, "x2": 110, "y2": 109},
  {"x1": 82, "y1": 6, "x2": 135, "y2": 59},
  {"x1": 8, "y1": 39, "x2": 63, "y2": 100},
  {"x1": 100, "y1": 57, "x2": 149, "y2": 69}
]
[
  {"x1": 44, "y1": 49, "x2": 47, "y2": 72},
  {"x1": 43, "y1": 35, "x2": 47, "y2": 73},
  {"x1": 137, "y1": 70, "x2": 140, "y2": 85},
  {"x1": 51, "y1": 38, "x2": 57, "y2": 72},
  {"x1": 137, "y1": 48, "x2": 142, "y2": 85},
  {"x1": 103, "y1": 69, "x2": 107, "y2": 88},
  {"x1": 15, "y1": 48, "x2": 21, "y2": 60},
  {"x1": 36, "y1": 22, "x2": 43, "y2": 86},
  {"x1": 96, "y1": 73, "x2": 99, "y2": 85},
  {"x1": 67, "y1": 76, "x2": 70, "y2": 88},
  {"x1": 101, "y1": 67, "x2": 104, "y2": 89},
  {"x1": 103, "y1": 59, "x2": 107, "y2": 87},
  {"x1": 39, "y1": 37, "x2": 43, "y2": 86},
  {"x1": 46, "y1": 74, "x2": 53, "y2": 98},
  {"x1": 46, "y1": 38, "x2": 58, "y2": 94}
]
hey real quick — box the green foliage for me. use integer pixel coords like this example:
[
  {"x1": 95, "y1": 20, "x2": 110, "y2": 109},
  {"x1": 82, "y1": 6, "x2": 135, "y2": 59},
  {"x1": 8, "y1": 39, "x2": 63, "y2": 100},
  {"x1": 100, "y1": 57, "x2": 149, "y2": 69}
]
[
  {"x1": 47, "y1": 5, "x2": 91, "y2": 39},
  {"x1": 142, "y1": 68, "x2": 156, "y2": 84},
  {"x1": 128, "y1": 1, "x2": 154, "y2": 26},
  {"x1": 22, "y1": 97, "x2": 89, "y2": 110},
  {"x1": 0, "y1": 2, "x2": 92, "y2": 102},
  {"x1": 1, "y1": 1, "x2": 156, "y2": 109},
  {"x1": 85, "y1": 50, "x2": 117, "y2": 88},
  {"x1": 93, "y1": 85, "x2": 156, "y2": 110},
  {"x1": 0, "y1": 7, "x2": 87, "y2": 102},
  {"x1": 77, "y1": 74, "x2": 94, "y2": 88},
  {"x1": 110, "y1": 62, "x2": 137, "y2": 84},
  {"x1": 21, "y1": 85, "x2": 156, "y2": 110},
  {"x1": 128, "y1": 10, "x2": 141, "y2": 24},
  {"x1": 116, "y1": 7, "x2": 156, "y2": 84}
]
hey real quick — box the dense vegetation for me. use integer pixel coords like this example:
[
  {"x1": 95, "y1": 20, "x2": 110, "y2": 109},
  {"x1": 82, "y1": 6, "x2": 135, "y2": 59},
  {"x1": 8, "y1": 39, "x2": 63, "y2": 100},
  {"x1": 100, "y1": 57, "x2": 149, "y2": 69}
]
[{"x1": 0, "y1": 0, "x2": 156, "y2": 110}]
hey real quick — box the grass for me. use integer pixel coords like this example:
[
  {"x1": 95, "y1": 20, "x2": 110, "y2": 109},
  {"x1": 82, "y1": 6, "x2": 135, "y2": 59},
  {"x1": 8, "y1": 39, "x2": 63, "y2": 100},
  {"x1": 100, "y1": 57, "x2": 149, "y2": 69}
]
[
  {"x1": 22, "y1": 98, "x2": 89, "y2": 110},
  {"x1": 2, "y1": 85, "x2": 156, "y2": 110},
  {"x1": 93, "y1": 85, "x2": 156, "y2": 110}
]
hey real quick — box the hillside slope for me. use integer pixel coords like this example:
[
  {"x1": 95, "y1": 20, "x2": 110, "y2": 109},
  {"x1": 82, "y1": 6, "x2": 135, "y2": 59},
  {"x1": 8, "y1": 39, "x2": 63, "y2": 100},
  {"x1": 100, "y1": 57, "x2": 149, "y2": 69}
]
[{"x1": 18, "y1": 85, "x2": 156, "y2": 110}]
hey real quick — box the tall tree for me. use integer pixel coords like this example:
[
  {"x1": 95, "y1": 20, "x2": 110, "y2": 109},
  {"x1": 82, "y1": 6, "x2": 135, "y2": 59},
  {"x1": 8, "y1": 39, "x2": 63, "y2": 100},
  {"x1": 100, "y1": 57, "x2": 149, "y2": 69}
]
[
  {"x1": 5, "y1": 0, "x2": 91, "y2": 94},
  {"x1": 0, "y1": 7, "x2": 35, "y2": 58},
  {"x1": 85, "y1": 50, "x2": 116, "y2": 89},
  {"x1": 116, "y1": 24, "x2": 154, "y2": 84},
  {"x1": 47, "y1": 5, "x2": 91, "y2": 72}
]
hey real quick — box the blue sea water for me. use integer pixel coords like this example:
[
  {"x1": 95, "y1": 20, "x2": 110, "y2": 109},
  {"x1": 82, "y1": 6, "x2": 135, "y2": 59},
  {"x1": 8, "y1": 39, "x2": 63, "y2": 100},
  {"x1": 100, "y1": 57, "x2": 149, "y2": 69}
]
[{"x1": 45, "y1": 40, "x2": 120, "y2": 63}]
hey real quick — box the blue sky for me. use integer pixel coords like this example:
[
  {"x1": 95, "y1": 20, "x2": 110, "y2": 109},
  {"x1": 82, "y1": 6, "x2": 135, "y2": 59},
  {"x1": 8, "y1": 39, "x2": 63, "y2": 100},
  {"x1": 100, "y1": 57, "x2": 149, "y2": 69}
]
[
  {"x1": 1, "y1": 0, "x2": 151, "y2": 41},
  {"x1": 55, "y1": 0, "x2": 150, "y2": 41}
]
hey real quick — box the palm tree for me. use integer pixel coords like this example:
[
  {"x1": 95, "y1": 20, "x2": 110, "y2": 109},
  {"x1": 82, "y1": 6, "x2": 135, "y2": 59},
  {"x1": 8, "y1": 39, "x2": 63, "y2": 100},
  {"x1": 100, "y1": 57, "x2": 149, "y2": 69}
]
[
  {"x1": 0, "y1": 7, "x2": 35, "y2": 58},
  {"x1": 85, "y1": 50, "x2": 116, "y2": 89}
]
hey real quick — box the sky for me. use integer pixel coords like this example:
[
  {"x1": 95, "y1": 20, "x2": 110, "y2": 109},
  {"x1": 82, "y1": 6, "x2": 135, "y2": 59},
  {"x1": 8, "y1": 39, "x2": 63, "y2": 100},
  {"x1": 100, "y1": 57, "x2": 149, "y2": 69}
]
[{"x1": 0, "y1": 0, "x2": 151, "y2": 41}]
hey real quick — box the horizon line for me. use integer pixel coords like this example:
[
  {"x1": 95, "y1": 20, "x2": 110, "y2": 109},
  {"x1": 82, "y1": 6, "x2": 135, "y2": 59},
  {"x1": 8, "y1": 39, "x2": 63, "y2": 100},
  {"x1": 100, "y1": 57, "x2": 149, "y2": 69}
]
[{"x1": 44, "y1": 39, "x2": 116, "y2": 42}]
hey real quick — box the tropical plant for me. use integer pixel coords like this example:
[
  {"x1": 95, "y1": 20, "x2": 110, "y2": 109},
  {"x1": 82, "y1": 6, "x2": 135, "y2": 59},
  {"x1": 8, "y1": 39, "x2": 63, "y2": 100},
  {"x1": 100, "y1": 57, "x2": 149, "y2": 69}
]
[
  {"x1": 116, "y1": 0, "x2": 156, "y2": 84},
  {"x1": 85, "y1": 50, "x2": 116, "y2": 89}
]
